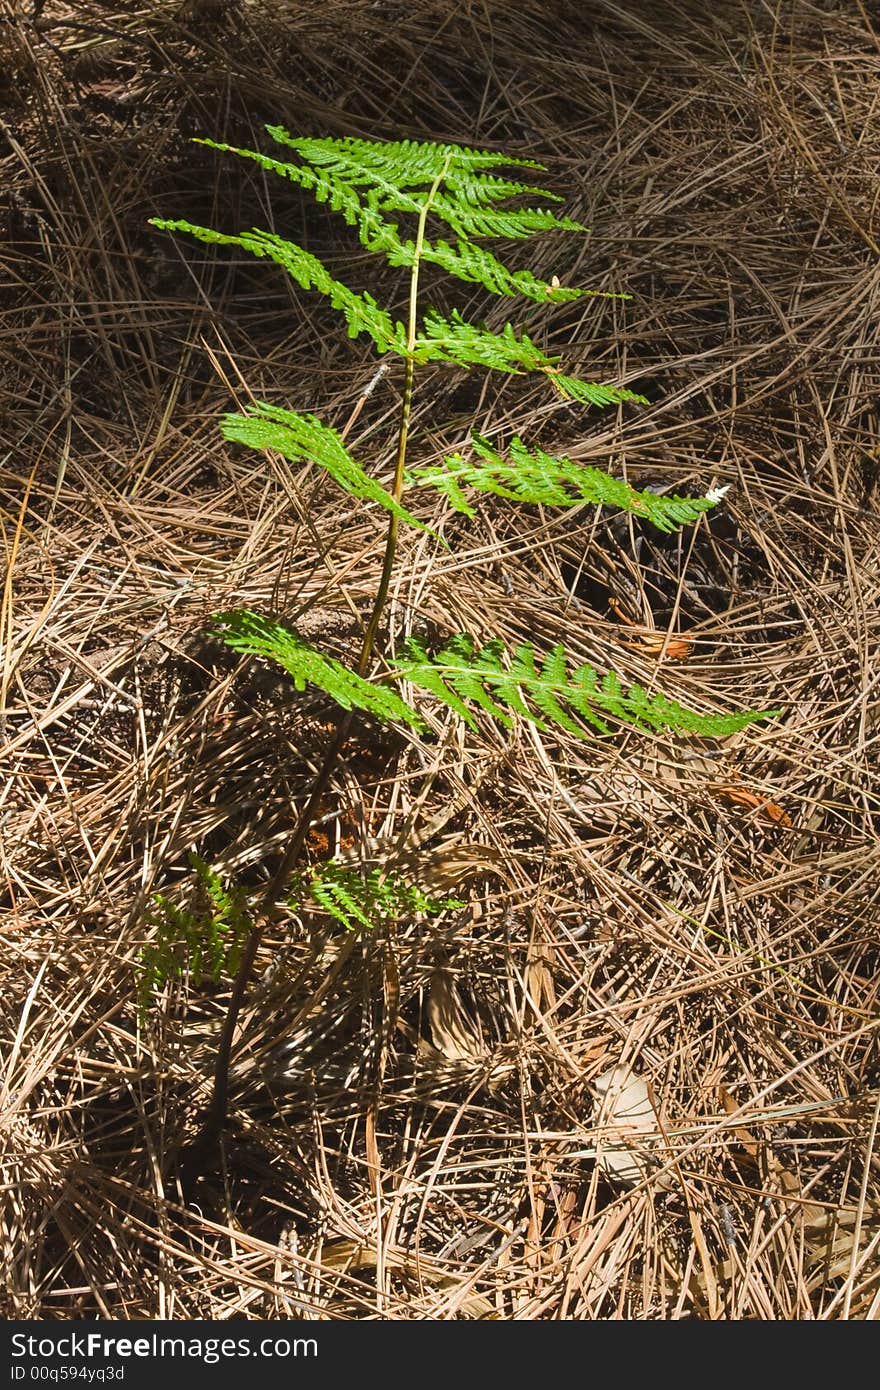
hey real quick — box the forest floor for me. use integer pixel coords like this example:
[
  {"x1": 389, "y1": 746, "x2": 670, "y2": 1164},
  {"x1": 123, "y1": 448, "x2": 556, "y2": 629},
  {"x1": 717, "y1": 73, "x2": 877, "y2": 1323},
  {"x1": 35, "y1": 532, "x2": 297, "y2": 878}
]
[{"x1": 2, "y1": 0, "x2": 879, "y2": 1319}]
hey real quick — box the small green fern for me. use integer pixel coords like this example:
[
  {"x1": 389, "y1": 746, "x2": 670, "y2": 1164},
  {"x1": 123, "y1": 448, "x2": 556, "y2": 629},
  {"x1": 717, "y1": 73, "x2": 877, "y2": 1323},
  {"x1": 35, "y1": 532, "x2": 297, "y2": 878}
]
[
  {"x1": 141, "y1": 857, "x2": 455, "y2": 1009},
  {"x1": 294, "y1": 859, "x2": 463, "y2": 933},
  {"x1": 149, "y1": 129, "x2": 778, "y2": 1148},
  {"x1": 137, "y1": 857, "x2": 252, "y2": 1017},
  {"x1": 407, "y1": 434, "x2": 717, "y2": 528}
]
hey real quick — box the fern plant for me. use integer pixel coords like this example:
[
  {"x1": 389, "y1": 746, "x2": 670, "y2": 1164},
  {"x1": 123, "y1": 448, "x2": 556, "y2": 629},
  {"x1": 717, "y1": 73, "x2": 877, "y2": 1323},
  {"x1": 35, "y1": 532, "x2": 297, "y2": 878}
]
[{"x1": 149, "y1": 128, "x2": 774, "y2": 1162}]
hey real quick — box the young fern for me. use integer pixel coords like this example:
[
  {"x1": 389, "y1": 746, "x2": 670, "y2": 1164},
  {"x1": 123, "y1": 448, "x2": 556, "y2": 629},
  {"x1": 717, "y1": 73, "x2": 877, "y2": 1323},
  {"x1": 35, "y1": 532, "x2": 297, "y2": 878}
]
[
  {"x1": 138, "y1": 851, "x2": 453, "y2": 1014},
  {"x1": 150, "y1": 128, "x2": 776, "y2": 1160}
]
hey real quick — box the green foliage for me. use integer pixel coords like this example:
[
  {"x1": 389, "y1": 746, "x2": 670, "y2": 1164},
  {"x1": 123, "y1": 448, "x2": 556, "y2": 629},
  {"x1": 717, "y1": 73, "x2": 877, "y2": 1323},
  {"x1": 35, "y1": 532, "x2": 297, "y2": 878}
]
[
  {"x1": 407, "y1": 434, "x2": 717, "y2": 529},
  {"x1": 141, "y1": 854, "x2": 456, "y2": 1018},
  {"x1": 186, "y1": 128, "x2": 590, "y2": 296},
  {"x1": 391, "y1": 633, "x2": 776, "y2": 738},
  {"x1": 148, "y1": 219, "x2": 406, "y2": 351},
  {"x1": 548, "y1": 374, "x2": 648, "y2": 407},
  {"x1": 414, "y1": 307, "x2": 556, "y2": 371},
  {"x1": 210, "y1": 611, "x2": 773, "y2": 740},
  {"x1": 153, "y1": 126, "x2": 778, "y2": 762},
  {"x1": 137, "y1": 857, "x2": 252, "y2": 1017},
  {"x1": 144, "y1": 128, "x2": 779, "y2": 1146},
  {"x1": 149, "y1": 130, "x2": 645, "y2": 417},
  {"x1": 221, "y1": 403, "x2": 430, "y2": 531},
  {"x1": 211, "y1": 609, "x2": 425, "y2": 730},
  {"x1": 410, "y1": 310, "x2": 646, "y2": 407},
  {"x1": 294, "y1": 859, "x2": 463, "y2": 933}
]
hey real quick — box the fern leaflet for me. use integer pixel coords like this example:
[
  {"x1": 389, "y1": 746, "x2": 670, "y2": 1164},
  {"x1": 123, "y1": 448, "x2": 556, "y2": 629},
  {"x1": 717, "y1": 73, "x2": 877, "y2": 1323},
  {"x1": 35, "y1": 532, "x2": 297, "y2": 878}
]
[
  {"x1": 407, "y1": 435, "x2": 717, "y2": 530},
  {"x1": 414, "y1": 308, "x2": 556, "y2": 371},
  {"x1": 293, "y1": 859, "x2": 462, "y2": 932},
  {"x1": 148, "y1": 219, "x2": 407, "y2": 352},
  {"x1": 550, "y1": 374, "x2": 647, "y2": 407},
  {"x1": 221, "y1": 403, "x2": 429, "y2": 531},
  {"x1": 137, "y1": 856, "x2": 251, "y2": 1016},
  {"x1": 391, "y1": 634, "x2": 775, "y2": 737},
  {"x1": 212, "y1": 609, "x2": 425, "y2": 730}
]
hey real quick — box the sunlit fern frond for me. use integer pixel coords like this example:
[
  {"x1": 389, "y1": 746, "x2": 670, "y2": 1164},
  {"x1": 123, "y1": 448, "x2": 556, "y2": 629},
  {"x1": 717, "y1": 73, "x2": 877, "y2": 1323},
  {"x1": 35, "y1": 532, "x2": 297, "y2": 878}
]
[
  {"x1": 549, "y1": 374, "x2": 648, "y2": 407},
  {"x1": 211, "y1": 609, "x2": 425, "y2": 730},
  {"x1": 266, "y1": 129, "x2": 547, "y2": 183},
  {"x1": 407, "y1": 435, "x2": 717, "y2": 530},
  {"x1": 411, "y1": 310, "x2": 645, "y2": 403},
  {"x1": 147, "y1": 219, "x2": 407, "y2": 352},
  {"x1": 213, "y1": 613, "x2": 774, "y2": 739},
  {"x1": 391, "y1": 633, "x2": 776, "y2": 738},
  {"x1": 155, "y1": 129, "x2": 597, "y2": 304},
  {"x1": 208, "y1": 131, "x2": 577, "y2": 241},
  {"x1": 221, "y1": 403, "x2": 430, "y2": 531},
  {"x1": 268, "y1": 130, "x2": 590, "y2": 250},
  {"x1": 413, "y1": 308, "x2": 556, "y2": 370},
  {"x1": 388, "y1": 234, "x2": 588, "y2": 301}
]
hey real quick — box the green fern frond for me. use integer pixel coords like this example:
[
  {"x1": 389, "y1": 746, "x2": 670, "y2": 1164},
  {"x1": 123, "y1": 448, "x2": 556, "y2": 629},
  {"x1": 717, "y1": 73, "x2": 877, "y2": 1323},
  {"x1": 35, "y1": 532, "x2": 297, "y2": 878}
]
[
  {"x1": 148, "y1": 219, "x2": 407, "y2": 352},
  {"x1": 426, "y1": 194, "x2": 585, "y2": 240},
  {"x1": 293, "y1": 859, "x2": 462, "y2": 933},
  {"x1": 265, "y1": 128, "x2": 584, "y2": 243},
  {"x1": 412, "y1": 313, "x2": 641, "y2": 410},
  {"x1": 202, "y1": 132, "x2": 576, "y2": 244},
  {"x1": 212, "y1": 612, "x2": 770, "y2": 739},
  {"x1": 137, "y1": 856, "x2": 251, "y2": 1016},
  {"x1": 221, "y1": 402, "x2": 430, "y2": 531},
  {"x1": 550, "y1": 374, "x2": 648, "y2": 407},
  {"x1": 391, "y1": 634, "x2": 776, "y2": 738},
  {"x1": 389, "y1": 234, "x2": 589, "y2": 301},
  {"x1": 443, "y1": 170, "x2": 562, "y2": 204},
  {"x1": 407, "y1": 435, "x2": 718, "y2": 531},
  {"x1": 413, "y1": 308, "x2": 556, "y2": 371},
  {"x1": 211, "y1": 609, "x2": 426, "y2": 730},
  {"x1": 266, "y1": 129, "x2": 546, "y2": 184}
]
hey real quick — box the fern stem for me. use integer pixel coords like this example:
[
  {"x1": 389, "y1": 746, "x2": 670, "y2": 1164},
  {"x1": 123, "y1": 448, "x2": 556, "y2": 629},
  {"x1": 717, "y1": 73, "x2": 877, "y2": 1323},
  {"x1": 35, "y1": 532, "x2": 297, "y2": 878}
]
[
  {"x1": 188, "y1": 159, "x2": 449, "y2": 1168},
  {"x1": 358, "y1": 155, "x2": 448, "y2": 667}
]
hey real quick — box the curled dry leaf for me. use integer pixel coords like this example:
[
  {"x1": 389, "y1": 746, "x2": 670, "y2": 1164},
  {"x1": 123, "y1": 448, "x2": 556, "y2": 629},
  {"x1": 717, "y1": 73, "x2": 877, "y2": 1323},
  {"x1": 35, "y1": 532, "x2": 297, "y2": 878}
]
[
  {"x1": 607, "y1": 596, "x2": 693, "y2": 659},
  {"x1": 593, "y1": 1064, "x2": 662, "y2": 1188},
  {"x1": 626, "y1": 633, "x2": 694, "y2": 660},
  {"x1": 712, "y1": 784, "x2": 792, "y2": 827}
]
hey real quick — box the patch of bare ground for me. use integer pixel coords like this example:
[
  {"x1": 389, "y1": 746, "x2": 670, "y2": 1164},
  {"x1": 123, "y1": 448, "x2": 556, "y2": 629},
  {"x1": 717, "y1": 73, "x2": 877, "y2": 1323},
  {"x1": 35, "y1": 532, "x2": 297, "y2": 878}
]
[{"x1": 1, "y1": 0, "x2": 878, "y2": 1318}]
